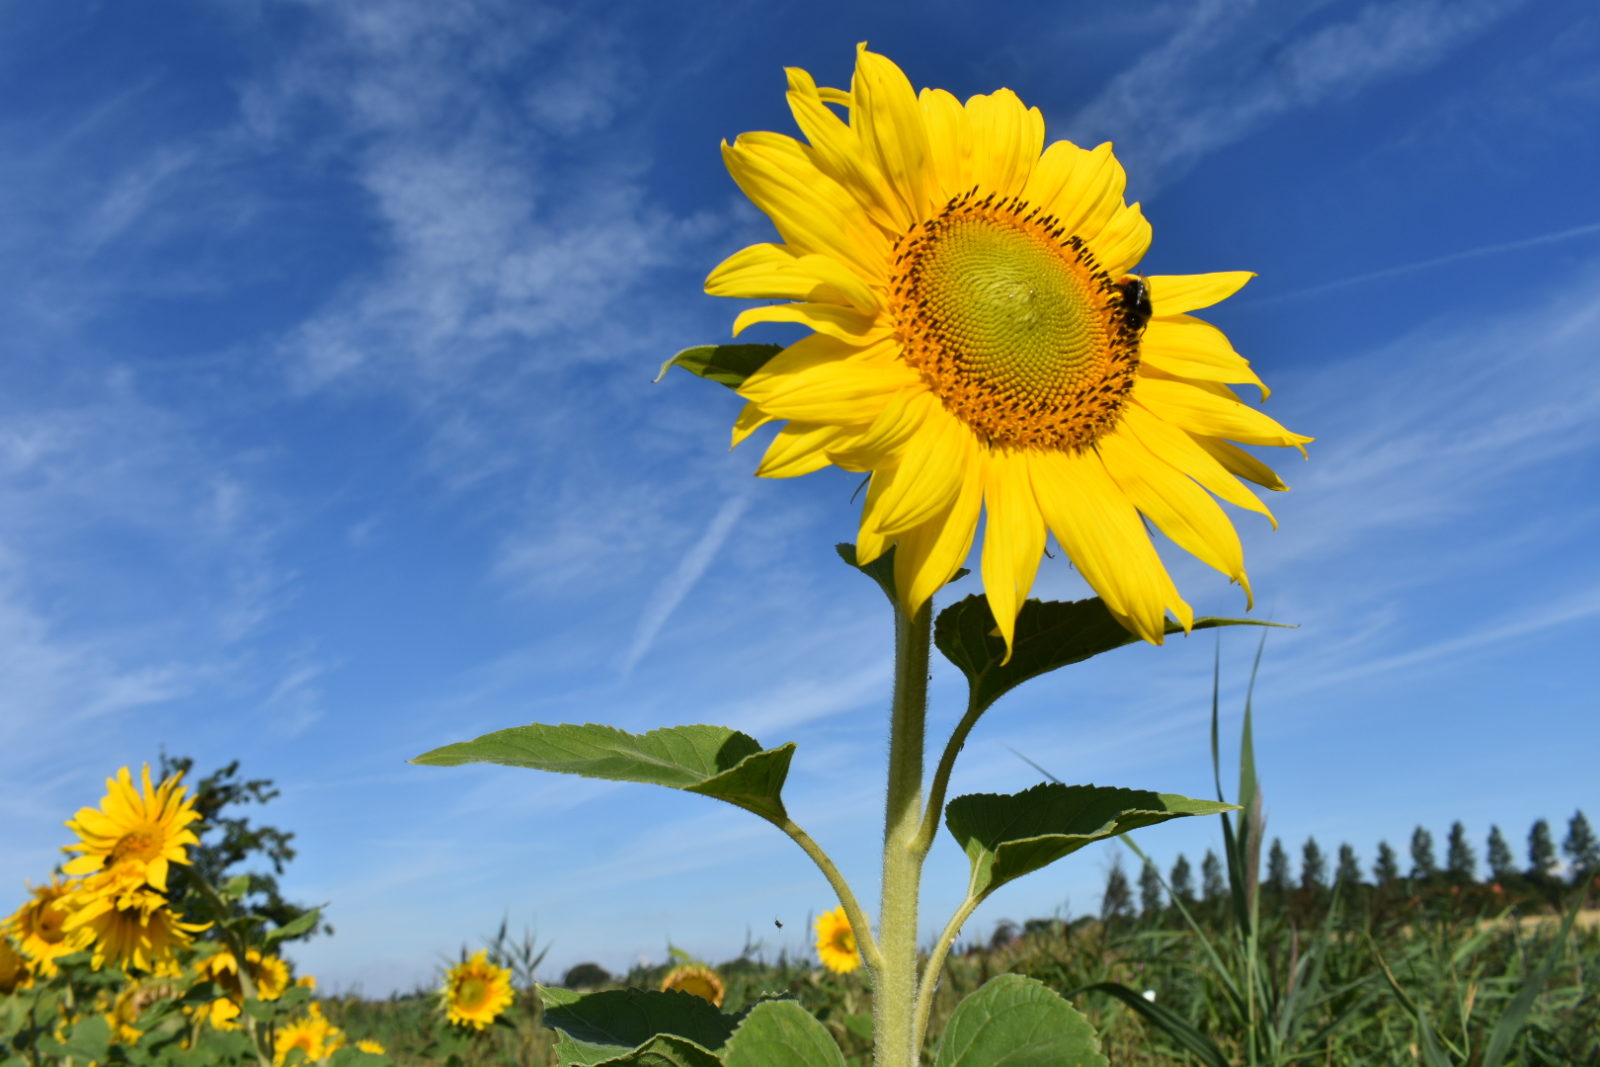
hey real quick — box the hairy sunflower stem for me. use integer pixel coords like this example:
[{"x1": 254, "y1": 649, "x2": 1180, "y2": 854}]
[
  {"x1": 775, "y1": 817, "x2": 884, "y2": 972},
  {"x1": 913, "y1": 887, "x2": 982, "y2": 1052},
  {"x1": 875, "y1": 600, "x2": 931, "y2": 1067}
]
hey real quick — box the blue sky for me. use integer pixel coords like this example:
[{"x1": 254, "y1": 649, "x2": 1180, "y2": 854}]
[{"x1": 3, "y1": 0, "x2": 1598, "y2": 995}]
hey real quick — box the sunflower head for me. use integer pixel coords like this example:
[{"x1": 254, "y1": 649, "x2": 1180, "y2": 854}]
[
  {"x1": 440, "y1": 949, "x2": 515, "y2": 1030},
  {"x1": 659, "y1": 963, "x2": 726, "y2": 1007},
  {"x1": 708, "y1": 46, "x2": 1309, "y2": 652},
  {"x1": 0, "y1": 935, "x2": 33, "y2": 994},
  {"x1": 5, "y1": 877, "x2": 76, "y2": 976},
  {"x1": 62, "y1": 765, "x2": 202, "y2": 893},
  {"x1": 813, "y1": 906, "x2": 862, "y2": 974},
  {"x1": 61, "y1": 884, "x2": 206, "y2": 973}
]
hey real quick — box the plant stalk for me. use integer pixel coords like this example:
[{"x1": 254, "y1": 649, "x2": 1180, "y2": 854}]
[{"x1": 874, "y1": 600, "x2": 931, "y2": 1067}]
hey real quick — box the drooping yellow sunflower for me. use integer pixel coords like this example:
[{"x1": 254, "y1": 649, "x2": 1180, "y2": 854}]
[
  {"x1": 0, "y1": 936, "x2": 33, "y2": 994},
  {"x1": 105, "y1": 978, "x2": 176, "y2": 1045},
  {"x1": 4, "y1": 877, "x2": 76, "y2": 976},
  {"x1": 62, "y1": 765, "x2": 202, "y2": 893},
  {"x1": 198, "y1": 944, "x2": 292, "y2": 1003},
  {"x1": 440, "y1": 949, "x2": 515, "y2": 1030},
  {"x1": 814, "y1": 906, "x2": 862, "y2": 974},
  {"x1": 354, "y1": 1038, "x2": 387, "y2": 1055},
  {"x1": 660, "y1": 962, "x2": 726, "y2": 1007},
  {"x1": 708, "y1": 45, "x2": 1310, "y2": 650},
  {"x1": 61, "y1": 884, "x2": 205, "y2": 972},
  {"x1": 273, "y1": 1009, "x2": 332, "y2": 1066}
]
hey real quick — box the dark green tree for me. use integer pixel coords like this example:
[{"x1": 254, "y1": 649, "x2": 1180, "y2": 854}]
[
  {"x1": 1410, "y1": 826, "x2": 1438, "y2": 883},
  {"x1": 1445, "y1": 821, "x2": 1476, "y2": 885},
  {"x1": 1138, "y1": 861, "x2": 1164, "y2": 916},
  {"x1": 1170, "y1": 853, "x2": 1195, "y2": 906},
  {"x1": 1563, "y1": 810, "x2": 1599, "y2": 879},
  {"x1": 1528, "y1": 819, "x2": 1559, "y2": 879},
  {"x1": 158, "y1": 754, "x2": 327, "y2": 941},
  {"x1": 1335, "y1": 843, "x2": 1362, "y2": 888},
  {"x1": 1201, "y1": 850, "x2": 1226, "y2": 903},
  {"x1": 1300, "y1": 837, "x2": 1327, "y2": 892},
  {"x1": 1373, "y1": 841, "x2": 1400, "y2": 887},
  {"x1": 1101, "y1": 857, "x2": 1133, "y2": 922},
  {"x1": 1265, "y1": 838, "x2": 1292, "y2": 895},
  {"x1": 1487, "y1": 825, "x2": 1515, "y2": 881}
]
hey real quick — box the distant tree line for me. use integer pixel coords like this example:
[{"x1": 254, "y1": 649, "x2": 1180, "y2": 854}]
[{"x1": 1101, "y1": 811, "x2": 1598, "y2": 924}]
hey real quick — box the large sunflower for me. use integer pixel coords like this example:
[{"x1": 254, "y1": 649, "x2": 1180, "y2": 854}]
[
  {"x1": 61, "y1": 884, "x2": 205, "y2": 972},
  {"x1": 62, "y1": 765, "x2": 201, "y2": 893},
  {"x1": 709, "y1": 45, "x2": 1309, "y2": 649}
]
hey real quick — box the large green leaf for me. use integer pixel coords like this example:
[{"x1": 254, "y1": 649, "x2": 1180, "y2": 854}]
[
  {"x1": 722, "y1": 1000, "x2": 846, "y2": 1067},
  {"x1": 935, "y1": 595, "x2": 1281, "y2": 715},
  {"x1": 414, "y1": 724, "x2": 795, "y2": 823},
  {"x1": 593, "y1": 1034, "x2": 725, "y2": 1067},
  {"x1": 946, "y1": 783, "x2": 1236, "y2": 900},
  {"x1": 544, "y1": 989, "x2": 740, "y2": 1065},
  {"x1": 934, "y1": 974, "x2": 1106, "y2": 1067},
  {"x1": 655, "y1": 344, "x2": 783, "y2": 389}
]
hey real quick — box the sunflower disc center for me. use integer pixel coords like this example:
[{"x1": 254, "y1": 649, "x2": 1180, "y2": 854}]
[{"x1": 892, "y1": 193, "x2": 1145, "y2": 449}]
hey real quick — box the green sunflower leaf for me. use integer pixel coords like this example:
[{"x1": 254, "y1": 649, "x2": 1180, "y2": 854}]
[
  {"x1": 655, "y1": 344, "x2": 784, "y2": 389},
  {"x1": 722, "y1": 1000, "x2": 846, "y2": 1067},
  {"x1": 934, "y1": 974, "x2": 1107, "y2": 1067},
  {"x1": 413, "y1": 723, "x2": 795, "y2": 823},
  {"x1": 592, "y1": 1033, "x2": 725, "y2": 1067},
  {"x1": 935, "y1": 595, "x2": 1284, "y2": 715},
  {"x1": 946, "y1": 783, "x2": 1236, "y2": 902},
  {"x1": 544, "y1": 989, "x2": 740, "y2": 1065}
]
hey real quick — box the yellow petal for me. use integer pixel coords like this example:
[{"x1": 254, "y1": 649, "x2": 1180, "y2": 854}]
[
  {"x1": 980, "y1": 451, "x2": 1048, "y2": 660},
  {"x1": 1147, "y1": 272, "x2": 1255, "y2": 316},
  {"x1": 1089, "y1": 201, "x2": 1151, "y2": 277},
  {"x1": 893, "y1": 435, "x2": 985, "y2": 614},
  {"x1": 964, "y1": 89, "x2": 1043, "y2": 198},
  {"x1": 1135, "y1": 377, "x2": 1312, "y2": 450},
  {"x1": 1141, "y1": 316, "x2": 1268, "y2": 398},
  {"x1": 786, "y1": 66, "x2": 907, "y2": 232},
  {"x1": 1098, "y1": 430, "x2": 1252, "y2": 606},
  {"x1": 731, "y1": 400, "x2": 776, "y2": 448},
  {"x1": 919, "y1": 87, "x2": 972, "y2": 200},
  {"x1": 852, "y1": 45, "x2": 938, "y2": 223},
  {"x1": 706, "y1": 242, "x2": 881, "y2": 311},
  {"x1": 861, "y1": 406, "x2": 969, "y2": 535},
  {"x1": 827, "y1": 386, "x2": 933, "y2": 469},
  {"x1": 1119, "y1": 403, "x2": 1278, "y2": 526},
  {"x1": 739, "y1": 342, "x2": 917, "y2": 425},
  {"x1": 732, "y1": 301, "x2": 888, "y2": 344},
  {"x1": 722, "y1": 134, "x2": 887, "y2": 280},
  {"x1": 756, "y1": 422, "x2": 845, "y2": 478},
  {"x1": 1040, "y1": 142, "x2": 1126, "y2": 245},
  {"x1": 1194, "y1": 437, "x2": 1290, "y2": 491},
  {"x1": 1030, "y1": 448, "x2": 1188, "y2": 644}
]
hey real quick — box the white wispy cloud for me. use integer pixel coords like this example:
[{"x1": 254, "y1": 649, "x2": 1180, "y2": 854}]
[{"x1": 1072, "y1": 0, "x2": 1526, "y2": 187}]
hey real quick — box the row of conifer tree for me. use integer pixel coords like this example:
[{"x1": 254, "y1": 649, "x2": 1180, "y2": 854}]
[{"x1": 1102, "y1": 810, "x2": 1598, "y2": 919}]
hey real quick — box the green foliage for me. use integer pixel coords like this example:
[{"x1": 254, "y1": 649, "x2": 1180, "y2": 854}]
[
  {"x1": 541, "y1": 988, "x2": 739, "y2": 1065},
  {"x1": 1169, "y1": 854, "x2": 1195, "y2": 906},
  {"x1": 934, "y1": 594, "x2": 1277, "y2": 718},
  {"x1": 722, "y1": 1000, "x2": 846, "y2": 1067},
  {"x1": 1300, "y1": 837, "x2": 1327, "y2": 892},
  {"x1": 1373, "y1": 840, "x2": 1400, "y2": 886},
  {"x1": 1446, "y1": 820, "x2": 1477, "y2": 884},
  {"x1": 1487, "y1": 824, "x2": 1516, "y2": 880},
  {"x1": 1410, "y1": 825, "x2": 1438, "y2": 882},
  {"x1": 933, "y1": 974, "x2": 1107, "y2": 1067},
  {"x1": 414, "y1": 723, "x2": 796, "y2": 824},
  {"x1": 655, "y1": 344, "x2": 783, "y2": 389},
  {"x1": 944, "y1": 783, "x2": 1234, "y2": 904},
  {"x1": 1138, "y1": 861, "x2": 1164, "y2": 917},
  {"x1": 1264, "y1": 838, "x2": 1291, "y2": 894},
  {"x1": 159, "y1": 753, "x2": 327, "y2": 942},
  {"x1": 1562, "y1": 810, "x2": 1599, "y2": 878},
  {"x1": 1335, "y1": 843, "x2": 1362, "y2": 888}
]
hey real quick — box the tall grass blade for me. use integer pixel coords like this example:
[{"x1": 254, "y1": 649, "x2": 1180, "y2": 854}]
[
  {"x1": 1481, "y1": 892, "x2": 1585, "y2": 1067},
  {"x1": 1066, "y1": 981, "x2": 1233, "y2": 1067}
]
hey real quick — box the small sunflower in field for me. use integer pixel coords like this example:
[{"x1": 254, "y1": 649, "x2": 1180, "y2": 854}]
[
  {"x1": 62, "y1": 765, "x2": 201, "y2": 893},
  {"x1": 62, "y1": 884, "x2": 205, "y2": 972},
  {"x1": 198, "y1": 944, "x2": 291, "y2": 1002},
  {"x1": 105, "y1": 978, "x2": 176, "y2": 1045},
  {"x1": 441, "y1": 949, "x2": 515, "y2": 1030},
  {"x1": 0, "y1": 936, "x2": 33, "y2": 994},
  {"x1": 355, "y1": 1038, "x2": 386, "y2": 1054},
  {"x1": 814, "y1": 906, "x2": 862, "y2": 974},
  {"x1": 708, "y1": 45, "x2": 1308, "y2": 651},
  {"x1": 273, "y1": 1012, "x2": 330, "y2": 1065},
  {"x1": 660, "y1": 962, "x2": 726, "y2": 1007},
  {"x1": 5, "y1": 877, "x2": 76, "y2": 976}
]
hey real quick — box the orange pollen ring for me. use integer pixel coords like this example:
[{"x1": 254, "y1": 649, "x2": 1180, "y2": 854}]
[{"x1": 889, "y1": 188, "x2": 1146, "y2": 450}]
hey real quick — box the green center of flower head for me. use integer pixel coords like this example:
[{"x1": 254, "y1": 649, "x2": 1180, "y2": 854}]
[
  {"x1": 457, "y1": 976, "x2": 489, "y2": 1009},
  {"x1": 892, "y1": 191, "x2": 1145, "y2": 450}
]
